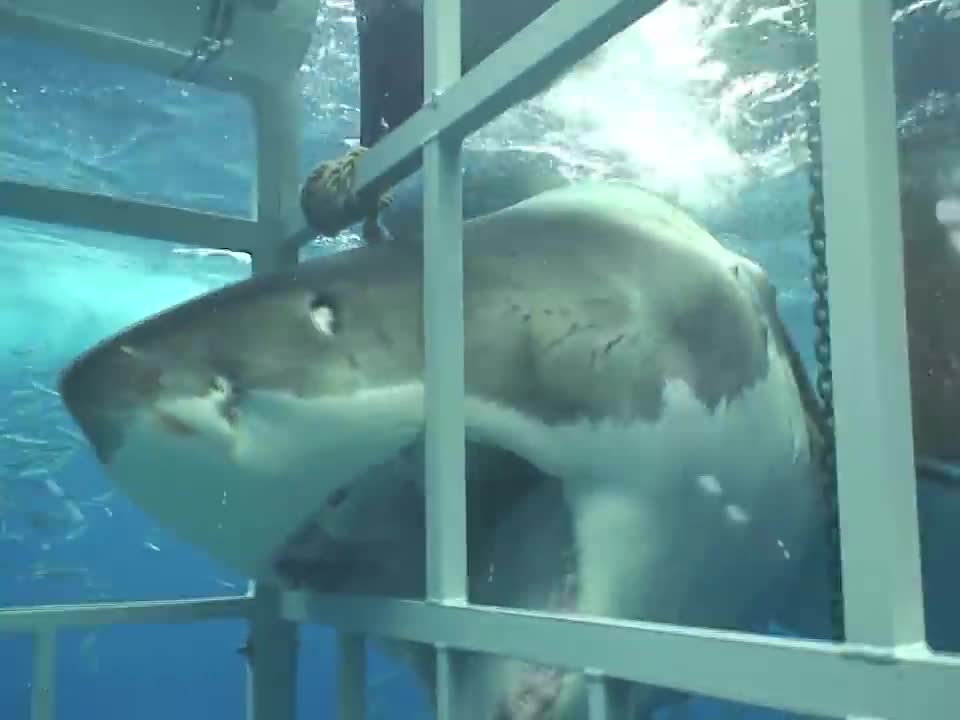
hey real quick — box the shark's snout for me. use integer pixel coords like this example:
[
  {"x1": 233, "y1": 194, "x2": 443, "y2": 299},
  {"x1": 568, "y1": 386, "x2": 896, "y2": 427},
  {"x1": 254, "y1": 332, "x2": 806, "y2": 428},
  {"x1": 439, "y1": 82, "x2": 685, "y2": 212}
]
[
  {"x1": 54, "y1": 249, "x2": 428, "y2": 580},
  {"x1": 59, "y1": 336, "x2": 239, "y2": 464}
]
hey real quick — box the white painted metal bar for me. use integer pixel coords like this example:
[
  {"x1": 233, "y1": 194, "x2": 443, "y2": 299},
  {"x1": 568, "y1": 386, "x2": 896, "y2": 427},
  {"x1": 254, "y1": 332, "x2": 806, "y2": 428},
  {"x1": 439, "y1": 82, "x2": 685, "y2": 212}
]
[
  {"x1": 434, "y1": 644, "x2": 460, "y2": 720},
  {"x1": 422, "y1": 2, "x2": 467, "y2": 720},
  {"x1": 0, "y1": 596, "x2": 251, "y2": 632},
  {"x1": 284, "y1": 591, "x2": 960, "y2": 720},
  {"x1": 249, "y1": 79, "x2": 305, "y2": 266},
  {"x1": 350, "y1": 0, "x2": 668, "y2": 198},
  {"x1": 586, "y1": 671, "x2": 612, "y2": 720},
  {"x1": 422, "y1": 0, "x2": 467, "y2": 607},
  {"x1": 240, "y1": 71, "x2": 303, "y2": 720},
  {"x1": 815, "y1": 0, "x2": 926, "y2": 648},
  {"x1": 242, "y1": 86, "x2": 303, "y2": 712},
  {"x1": 335, "y1": 633, "x2": 367, "y2": 720},
  {"x1": 30, "y1": 629, "x2": 56, "y2": 720},
  {"x1": 245, "y1": 584, "x2": 298, "y2": 720},
  {"x1": 0, "y1": 180, "x2": 263, "y2": 252},
  {"x1": 247, "y1": 80, "x2": 306, "y2": 273}
]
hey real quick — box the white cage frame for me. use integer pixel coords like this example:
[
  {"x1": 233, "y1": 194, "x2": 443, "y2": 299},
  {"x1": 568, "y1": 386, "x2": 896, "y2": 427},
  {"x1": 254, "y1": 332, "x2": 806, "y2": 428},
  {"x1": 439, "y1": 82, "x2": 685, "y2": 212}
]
[{"x1": 0, "y1": 0, "x2": 958, "y2": 719}]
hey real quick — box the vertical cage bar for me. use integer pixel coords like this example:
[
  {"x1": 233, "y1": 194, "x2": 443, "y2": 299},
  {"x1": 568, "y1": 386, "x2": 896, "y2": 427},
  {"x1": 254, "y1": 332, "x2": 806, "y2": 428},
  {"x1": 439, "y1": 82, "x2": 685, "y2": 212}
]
[
  {"x1": 31, "y1": 629, "x2": 56, "y2": 720},
  {"x1": 250, "y1": 78, "x2": 304, "y2": 269},
  {"x1": 434, "y1": 644, "x2": 461, "y2": 720},
  {"x1": 246, "y1": 583, "x2": 298, "y2": 720},
  {"x1": 586, "y1": 672, "x2": 612, "y2": 720},
  {"x1": 814, "y1": 0, "x2": 926, "y2": 647},
  {"x1": 336, "y1": 633, "x2": 367, "y2": 720},
  {"x1": 422, "y1": 2, "x2": 466, "y2": 720},
  {"x1": 422, "y1": 0, "x2": 466, "y2": 606},
  {"x1": 422, "y1": 141, "x2": 467, "y2": 604}
]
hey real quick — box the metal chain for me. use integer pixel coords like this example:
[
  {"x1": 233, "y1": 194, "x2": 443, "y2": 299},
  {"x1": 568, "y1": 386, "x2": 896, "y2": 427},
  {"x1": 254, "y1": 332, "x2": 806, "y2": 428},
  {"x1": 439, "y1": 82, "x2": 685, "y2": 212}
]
[
  {"x1": 173, "y1": 0, "x2": 236, "y2": 81},
  {"x1": 800, "y1": 4, "x2": 845, "y2": 641},
  {"x1": 805, "y1": 96, "x2": 845, "y2": 643}
]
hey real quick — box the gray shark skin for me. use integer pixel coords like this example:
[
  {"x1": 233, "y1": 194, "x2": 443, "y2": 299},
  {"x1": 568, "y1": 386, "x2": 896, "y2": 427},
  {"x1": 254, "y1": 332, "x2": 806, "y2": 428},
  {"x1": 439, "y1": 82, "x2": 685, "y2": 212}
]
[{"x1": 59, "y1": 183, "x2": 824, "y2": 720}]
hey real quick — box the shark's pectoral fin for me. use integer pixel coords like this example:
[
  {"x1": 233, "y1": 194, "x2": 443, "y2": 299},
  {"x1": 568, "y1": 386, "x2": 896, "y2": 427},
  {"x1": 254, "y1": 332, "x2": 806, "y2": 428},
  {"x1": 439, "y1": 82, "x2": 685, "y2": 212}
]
[{"x1": 565, "y1": 484, "x2": 661, "y2": 620}]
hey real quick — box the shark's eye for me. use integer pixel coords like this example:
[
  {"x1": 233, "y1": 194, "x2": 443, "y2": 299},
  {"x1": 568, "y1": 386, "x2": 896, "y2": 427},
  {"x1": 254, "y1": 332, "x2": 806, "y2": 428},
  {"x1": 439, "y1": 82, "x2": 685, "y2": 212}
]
[{"x1": 309, "y1": 298, "x2": 337, "y2": 336}]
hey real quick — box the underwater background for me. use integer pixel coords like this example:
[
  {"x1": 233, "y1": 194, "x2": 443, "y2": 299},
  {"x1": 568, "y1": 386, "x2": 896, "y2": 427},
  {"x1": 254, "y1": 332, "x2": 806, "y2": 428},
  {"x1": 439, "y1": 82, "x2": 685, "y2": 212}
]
[{"x1": 1, "y1": 0, "x2": 958, "y2": 718}]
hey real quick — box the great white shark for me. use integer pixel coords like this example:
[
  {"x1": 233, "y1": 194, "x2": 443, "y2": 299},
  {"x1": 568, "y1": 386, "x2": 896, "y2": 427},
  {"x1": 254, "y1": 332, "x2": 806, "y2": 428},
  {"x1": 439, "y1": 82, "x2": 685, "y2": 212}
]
[{"x1": 59, "y1": 183, "x2": 829, "y2": 719}]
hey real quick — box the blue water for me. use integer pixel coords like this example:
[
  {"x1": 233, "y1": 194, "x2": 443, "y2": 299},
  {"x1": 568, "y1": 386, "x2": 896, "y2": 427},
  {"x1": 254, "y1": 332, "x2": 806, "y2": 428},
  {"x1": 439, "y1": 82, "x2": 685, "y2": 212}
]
[{"x1": 1, "y1": 1, "x2": 957, "y2": 718}]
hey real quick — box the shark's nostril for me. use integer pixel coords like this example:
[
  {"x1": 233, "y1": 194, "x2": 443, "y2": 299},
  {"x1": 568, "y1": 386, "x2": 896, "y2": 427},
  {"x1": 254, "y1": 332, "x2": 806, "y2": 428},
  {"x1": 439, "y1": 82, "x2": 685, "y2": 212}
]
[{"x1": 210, "y1": 375, "x2": 231, "y2": 397}]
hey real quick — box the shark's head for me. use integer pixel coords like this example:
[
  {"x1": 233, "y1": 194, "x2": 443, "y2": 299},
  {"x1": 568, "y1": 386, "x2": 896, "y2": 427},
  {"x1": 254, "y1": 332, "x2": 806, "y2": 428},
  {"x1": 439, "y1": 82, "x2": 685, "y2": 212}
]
[{"x1": 59, "y1": 248, "x2": 426, "y2": 580}]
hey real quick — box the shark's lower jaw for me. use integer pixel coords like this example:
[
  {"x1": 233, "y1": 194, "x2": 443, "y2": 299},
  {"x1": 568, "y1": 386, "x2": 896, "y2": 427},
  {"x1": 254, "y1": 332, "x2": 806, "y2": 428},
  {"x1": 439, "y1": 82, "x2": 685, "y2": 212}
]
[{"x1": 100, "y1": 384, "x2": 426, "y2": 580}]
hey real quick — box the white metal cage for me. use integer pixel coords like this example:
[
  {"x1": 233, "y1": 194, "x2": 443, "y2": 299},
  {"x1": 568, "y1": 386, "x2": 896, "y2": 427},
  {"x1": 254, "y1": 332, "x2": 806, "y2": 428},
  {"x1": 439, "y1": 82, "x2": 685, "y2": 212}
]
[{"x1": 1, "y1": 0, "x2": 958, "y2": 719}]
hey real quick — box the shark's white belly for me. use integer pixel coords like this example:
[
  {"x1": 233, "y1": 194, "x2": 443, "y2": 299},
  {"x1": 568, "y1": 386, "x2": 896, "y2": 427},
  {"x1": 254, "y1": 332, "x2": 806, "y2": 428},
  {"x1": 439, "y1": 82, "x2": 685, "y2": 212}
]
[{"x1": 455, "y1": 333, "x2": 823, "y2": 719}]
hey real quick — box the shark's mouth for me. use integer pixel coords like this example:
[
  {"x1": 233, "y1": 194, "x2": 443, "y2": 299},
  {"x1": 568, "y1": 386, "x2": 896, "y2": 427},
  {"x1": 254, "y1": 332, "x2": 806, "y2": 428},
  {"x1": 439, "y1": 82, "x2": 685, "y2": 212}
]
[{"x1": 269, "y1": 439, "x2": 584, "y2": 720}]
